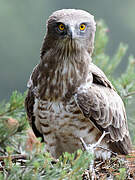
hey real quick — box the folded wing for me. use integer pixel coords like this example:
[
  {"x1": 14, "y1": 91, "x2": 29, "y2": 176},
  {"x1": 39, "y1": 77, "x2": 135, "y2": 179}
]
[{"x1": 75, "y1": 63, "x2": 132, "y2": 154}]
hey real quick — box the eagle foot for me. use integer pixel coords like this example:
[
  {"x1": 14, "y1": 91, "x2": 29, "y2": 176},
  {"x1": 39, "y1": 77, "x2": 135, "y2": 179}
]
[
  {"x1": 80, "y1": 131, "x2": 109, "y2": 153},
  {"x1": 80, "y1": 131, "x2": 110, "y2": 180}
]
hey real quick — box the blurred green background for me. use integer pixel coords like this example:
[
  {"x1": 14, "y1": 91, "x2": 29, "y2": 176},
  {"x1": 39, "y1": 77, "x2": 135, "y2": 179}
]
[{"x1": 0, "y1": 0, "x2": 135, "y2": 101}]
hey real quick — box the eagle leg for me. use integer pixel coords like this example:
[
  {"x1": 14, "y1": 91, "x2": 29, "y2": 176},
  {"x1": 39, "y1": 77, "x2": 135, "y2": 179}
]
[{"x1": 80, "y1": 131, "x2": 110, "y2": 180}]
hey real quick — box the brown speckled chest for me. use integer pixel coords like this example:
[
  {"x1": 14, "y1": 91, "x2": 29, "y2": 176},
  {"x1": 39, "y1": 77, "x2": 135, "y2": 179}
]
[{"x1": 33, "y1": 96, "x2": 101, "y2": 158}]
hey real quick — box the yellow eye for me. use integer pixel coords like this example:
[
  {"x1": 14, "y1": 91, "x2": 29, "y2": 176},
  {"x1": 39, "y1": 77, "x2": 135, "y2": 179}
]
[
  {"x1": 80, "y1": 24, "x2": 86, "y2": 31},
  {"x1": 58, "y1": 23, "x2": 65, "y2": 31}
]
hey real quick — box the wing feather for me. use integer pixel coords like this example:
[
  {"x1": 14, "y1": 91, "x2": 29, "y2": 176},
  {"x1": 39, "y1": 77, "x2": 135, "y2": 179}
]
[
  {"x1": 75, "y1": 63, "x2": 132, "y2": 154},
  {"x1": 25, "y1": 65, "x2": 44, "y2": 142}
]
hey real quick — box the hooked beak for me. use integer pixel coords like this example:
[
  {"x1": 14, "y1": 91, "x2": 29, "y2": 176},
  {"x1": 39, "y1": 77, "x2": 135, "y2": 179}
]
[{"x1": 67, "y1": 26, "x2": 76, "y2": 39}]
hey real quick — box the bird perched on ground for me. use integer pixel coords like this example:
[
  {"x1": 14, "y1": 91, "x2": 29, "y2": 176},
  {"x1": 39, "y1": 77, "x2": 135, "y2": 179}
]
[{"x1": 25, "y1": 9, "x2": 132, "y2": 160}]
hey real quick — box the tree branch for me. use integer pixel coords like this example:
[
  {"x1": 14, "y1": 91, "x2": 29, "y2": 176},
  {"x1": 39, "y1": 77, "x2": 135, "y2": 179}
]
[
  {"x1": 123, "y1": 91, "x2": 135, "y2": 98},
  {"x1": 0, "y1": 154, "x2": 27, "y2": 161}
]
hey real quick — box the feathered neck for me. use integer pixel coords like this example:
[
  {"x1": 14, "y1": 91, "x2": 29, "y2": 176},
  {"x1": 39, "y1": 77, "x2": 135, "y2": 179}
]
[{"x1": 38, "y1": 39, "x2": 92, "y2": 101}]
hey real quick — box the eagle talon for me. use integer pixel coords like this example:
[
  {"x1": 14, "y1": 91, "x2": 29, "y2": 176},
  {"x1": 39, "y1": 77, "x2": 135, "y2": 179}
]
[
  {"x1": 80, "y1": 131, "x2": 109, "y2": 154},
  {"x1": 80, "y1": 131, "x2": 110, "y2": 180}
]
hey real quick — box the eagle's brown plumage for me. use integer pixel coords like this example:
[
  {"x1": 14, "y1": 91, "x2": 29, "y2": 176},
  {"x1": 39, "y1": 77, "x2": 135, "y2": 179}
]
[{"x1": 25, "y1": 9, "x2": 132, "y2": 159}]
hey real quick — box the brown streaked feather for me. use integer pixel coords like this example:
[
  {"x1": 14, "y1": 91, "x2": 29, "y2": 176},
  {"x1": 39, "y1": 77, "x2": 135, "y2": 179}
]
[
  {"x1": 75, "y1": 63, "x2": 132, "y2": 155},
  {"x1": 90, "y1": 63, "x2": 114, "y2": 89},
  {"x1": 25, "y1": 89, "x2": 44, "y2": 141}
]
